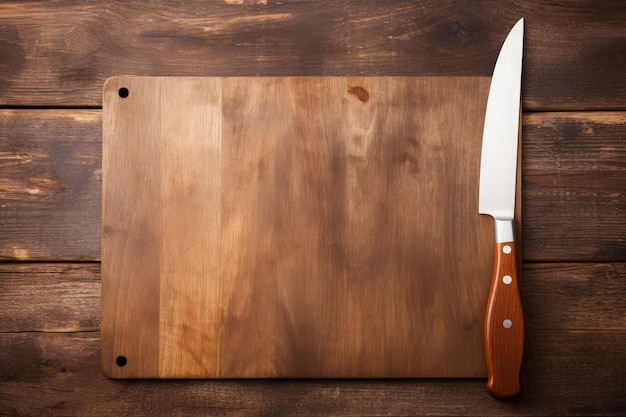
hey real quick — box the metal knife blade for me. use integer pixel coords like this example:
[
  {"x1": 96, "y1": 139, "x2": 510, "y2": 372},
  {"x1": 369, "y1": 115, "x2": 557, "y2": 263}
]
[{"x1": 479, "y1": 18, "x2": 525, "y2": 400}]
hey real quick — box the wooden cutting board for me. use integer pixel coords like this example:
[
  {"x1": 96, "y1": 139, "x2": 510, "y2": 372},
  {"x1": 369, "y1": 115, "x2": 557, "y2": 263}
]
[{"x1": 101, "y1": 76, "x2": 518, "y2": 379}]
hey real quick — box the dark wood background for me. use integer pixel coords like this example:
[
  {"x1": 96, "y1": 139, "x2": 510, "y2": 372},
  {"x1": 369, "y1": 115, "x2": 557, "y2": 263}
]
[{"x1": 1, "y1": 1, "x2": 624, "y2": 415}]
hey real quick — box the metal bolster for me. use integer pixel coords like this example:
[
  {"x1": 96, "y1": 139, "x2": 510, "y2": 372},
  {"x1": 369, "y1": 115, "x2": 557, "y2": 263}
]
[{"x1": 494, "y1": 219, "x2": 515, "y2": 243}]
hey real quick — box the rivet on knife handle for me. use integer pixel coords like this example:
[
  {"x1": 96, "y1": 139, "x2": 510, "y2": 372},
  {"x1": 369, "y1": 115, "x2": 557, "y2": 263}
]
[{"x1": 484, "y1": 221, "x2": 524, "y2": 399}]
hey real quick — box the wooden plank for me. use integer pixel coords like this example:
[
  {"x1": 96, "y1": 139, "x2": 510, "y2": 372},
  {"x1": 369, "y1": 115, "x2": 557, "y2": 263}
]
[
  {"x1": 522, "y1": 112, "x2": 626, "y2": 261},
  {"x1": 1, "y1": 263, "x2": 624, "y2": 414},
  {"x1": 100, "y1": 79, "x2": 163, "y2": 378},
  {"x1": 0, "y1": 109, "x2": 101, "y2": 261},
  {"x1": 0, "y1": 329, "x2": 624, "y2": 416},
  {"x1": 2, "y1": 110, "x2": 624, "y2": 262},
  {"x1": 522, "y1": 263, "x2": 626, "y2": 331},
  {"x1": 0, "y1": 263, "x2": 100, "y2": 333},
  {"x1": 156, "y1": 78, "x2": 223, "y2": 378},
  {"x1": 0, "y1": 1, "x2": 625, "y2": 109},
  {"x1": 101, "y1": 76, "x2": 495, "y2": 378}
]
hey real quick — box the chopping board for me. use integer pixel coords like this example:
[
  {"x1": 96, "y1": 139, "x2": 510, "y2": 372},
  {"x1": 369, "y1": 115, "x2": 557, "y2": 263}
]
[{"x1": 102, "y1": 76, "x2": 519, "y2": 379}]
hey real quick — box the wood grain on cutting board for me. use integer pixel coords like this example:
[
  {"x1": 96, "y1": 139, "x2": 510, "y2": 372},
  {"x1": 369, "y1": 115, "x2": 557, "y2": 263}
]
[{"x1": 101, "y1": 76, "x2": 507, "y2": 378}]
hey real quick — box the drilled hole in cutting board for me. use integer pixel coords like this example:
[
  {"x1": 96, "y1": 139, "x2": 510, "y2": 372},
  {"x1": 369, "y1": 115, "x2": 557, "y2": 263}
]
[
  {"x1": 118, "y1": 87, "x2": 129, "y2": 98},
  {"x1": 116, "y1": 356, "x2": 127, "y2": 367}
]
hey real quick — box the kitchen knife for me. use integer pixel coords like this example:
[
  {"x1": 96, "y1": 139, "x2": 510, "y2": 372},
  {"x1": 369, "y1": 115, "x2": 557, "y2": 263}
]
[{"x1": 479, "y1": 18, "x2": 524, "y2": 399}]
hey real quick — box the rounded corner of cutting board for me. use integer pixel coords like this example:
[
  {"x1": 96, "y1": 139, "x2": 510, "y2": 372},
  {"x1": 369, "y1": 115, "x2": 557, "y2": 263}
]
[
  {"x1": 99, "y1": 353, "x2": 119, "y2": 380},
  {"x1": 103, "y1": 75, "x2": 122, "y2": 95}
]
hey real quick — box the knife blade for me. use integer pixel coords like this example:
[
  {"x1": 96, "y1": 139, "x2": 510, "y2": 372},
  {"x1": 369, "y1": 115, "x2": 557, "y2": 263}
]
[{"x1": 479, "y1": 18, "x2": 525, "y2": 399}]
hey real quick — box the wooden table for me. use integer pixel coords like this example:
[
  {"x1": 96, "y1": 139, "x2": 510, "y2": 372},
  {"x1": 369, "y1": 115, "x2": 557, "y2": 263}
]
[{"x1": 1, "y1": 1, "x2": 624, "y2": 415}]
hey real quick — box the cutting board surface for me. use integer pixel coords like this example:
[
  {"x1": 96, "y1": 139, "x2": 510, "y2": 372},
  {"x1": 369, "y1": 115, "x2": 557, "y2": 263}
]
[{"x1": 102, "y1": 76, "x2": 508, "y2": 379}]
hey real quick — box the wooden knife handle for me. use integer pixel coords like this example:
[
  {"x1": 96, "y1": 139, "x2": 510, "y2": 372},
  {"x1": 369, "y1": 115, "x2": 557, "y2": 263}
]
[{"x1": 484, "y1": 241, "x2": 524, "y2": 399}]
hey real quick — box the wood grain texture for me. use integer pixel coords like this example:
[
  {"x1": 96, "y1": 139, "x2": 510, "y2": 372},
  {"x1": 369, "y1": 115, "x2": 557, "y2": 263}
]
[
  {"x1": 0, "y1": 1, "x2": 625, "y2": 109},
  {"x1": 1, "y1": 1, "x2": 624, "y2": 412},
  {"x1": 4, "y1": 262, "x2": 624, "y2": 334},
  {"x1": 102, "y1": 76, "x2": 496, "y2": 378},
  {"x1": 158, "y1": 78, "x2": 224, "y2": 377},
  {"x1": 2, "y1": 110, "x2": 624, "y2": 263},
  {"x1": 101, "y1": 80, "x2": 162, "y2": 377},
  {"x1": 1, "y1": 263, "x2": 625, "y2": 415},
  {"x1": 0, "y1": 263, "x2": 100, "y2": 333},
  {"x1": 484, "y1": 242, "x2": 524, "y2": 399},
  {"x1": 0, "y1": 110, "x2": 101, "y2": 261},
  {"x1": 522, "y1": 112, "x2": 626, "y2": 261}
]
